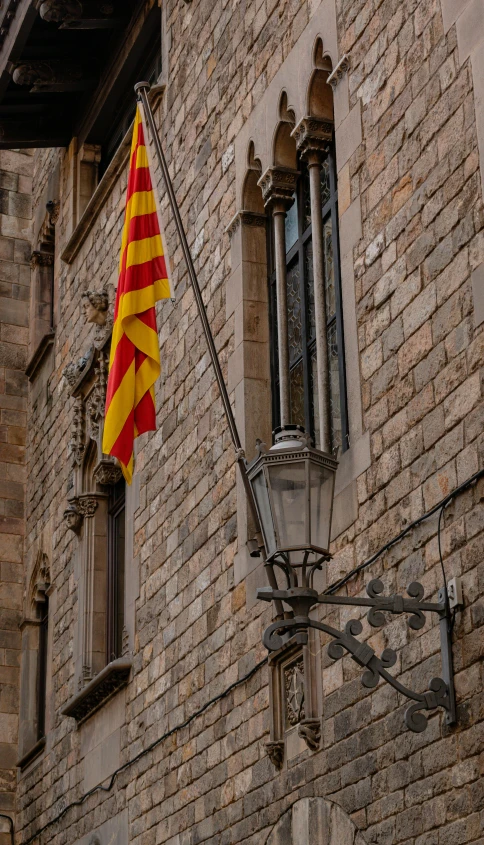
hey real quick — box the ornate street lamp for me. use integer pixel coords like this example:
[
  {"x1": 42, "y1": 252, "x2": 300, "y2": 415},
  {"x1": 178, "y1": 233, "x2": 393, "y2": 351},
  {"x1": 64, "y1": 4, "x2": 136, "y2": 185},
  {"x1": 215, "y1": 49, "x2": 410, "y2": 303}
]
[
  {"x1": 247, "y1": 425, "x2": 338, "y2": 588},
  {"x1": 248, "y1": 425, "x2": 460, "y2": 735}
]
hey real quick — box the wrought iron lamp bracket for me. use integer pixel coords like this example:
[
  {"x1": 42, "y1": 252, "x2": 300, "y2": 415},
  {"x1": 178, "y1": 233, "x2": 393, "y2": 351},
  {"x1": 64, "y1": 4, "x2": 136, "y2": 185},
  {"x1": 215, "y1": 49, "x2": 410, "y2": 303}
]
[{"x1": 258, "y1": 578, "x2": 458, "y2": 733}]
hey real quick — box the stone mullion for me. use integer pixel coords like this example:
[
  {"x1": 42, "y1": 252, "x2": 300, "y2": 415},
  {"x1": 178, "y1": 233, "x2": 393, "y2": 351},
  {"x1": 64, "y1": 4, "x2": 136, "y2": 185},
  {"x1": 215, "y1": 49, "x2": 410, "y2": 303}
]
[
  {"x1": 293, "y1": 117, "x2": 334, "y2": 452},
  {"x1": 258, "y1": 166, "x2": 299, "y2": 428}
]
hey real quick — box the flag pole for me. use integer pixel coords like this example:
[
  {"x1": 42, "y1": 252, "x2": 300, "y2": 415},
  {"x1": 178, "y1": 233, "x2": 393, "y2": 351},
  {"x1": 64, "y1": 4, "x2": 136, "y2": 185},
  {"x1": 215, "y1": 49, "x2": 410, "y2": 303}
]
[{"x1": 134, "y1": 83, "x2": 282, "y2": 597}]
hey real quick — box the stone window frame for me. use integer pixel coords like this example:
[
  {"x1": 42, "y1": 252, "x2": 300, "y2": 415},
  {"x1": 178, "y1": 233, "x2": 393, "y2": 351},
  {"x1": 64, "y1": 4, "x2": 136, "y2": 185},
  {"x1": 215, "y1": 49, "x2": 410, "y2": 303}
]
[
  {"x1": 226, "y1": 0, "x2": 370, "y2": 601},
  {"x1": 17, "y1": 551, "x2": 52, "y2": 770},
  {"x1": 61, "y1": 333, "x2": 134, "y2": 721}
]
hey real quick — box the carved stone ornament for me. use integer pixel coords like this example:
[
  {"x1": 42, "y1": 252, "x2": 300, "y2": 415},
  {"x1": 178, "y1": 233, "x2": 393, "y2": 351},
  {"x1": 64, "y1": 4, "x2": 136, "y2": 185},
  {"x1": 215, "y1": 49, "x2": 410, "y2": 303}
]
[
  {"x1": 63, "y1": 502, "x2": 82, "y2": 533},
  {"x1": 77, "y1": 496, "x2": 98, "y2": 517},
  {"x1": 291, "y1": 116, "x2": 333, "y2": 159},
  {"x1": 298, "y1": 718, "x2": 321, "y2": 750},
  {"x1": 30, "y1": 250, "x2": 54, "y2": 269},
  {"x1": 68, "y1": 397, "x2": 85, "y2": 466},
  {"x1": 85, "y1": 351, "x2": 107, "y2": 440},
  {"x1": 39, "y1": 0, "x2": 83, "y2": 23},
  {"x1": 284, "y1": 658, "x2": 305, "y2": 726},
  {"x1": 63, "y1": 350, "x2": 93, "y2": 388},
  {"x1": 32, "y1": 553, "x2": 51, "y2": 604},
  {"x1": 258, "y1": 166, "x2": 299, "y2": 208},
  {"x1": 93, "y1": 459, "x2": 122, "y2": 486},
  {"x1": 82, "y1": 289, "x2": 109, "y2": 326},
  {"x1": 265, "y1": 741, "x2": 284, "y2": 769},
  {"x1": 12, "y1": 61, "x2": 83, "y2": 88},
  {"x1": 46, "y1": 200, "x2": 60, "y2": 226},
  {"x1": 225, "y1": 210, "x2": 267, "y2": 238},
  {"x1": 327, "y1": 54, "x2": 350, "y2": 89}
]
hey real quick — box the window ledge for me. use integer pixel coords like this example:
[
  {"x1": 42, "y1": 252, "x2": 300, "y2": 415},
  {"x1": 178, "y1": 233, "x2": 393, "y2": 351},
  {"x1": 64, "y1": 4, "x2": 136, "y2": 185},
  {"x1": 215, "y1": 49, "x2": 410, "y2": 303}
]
[
  {"x1": 61, "y1": 658, "x2": 132, "y2": 724},
  {"x1": 61, "y1": 84, "x2": 165, "y2": 266},
  {"x1": 25, "y1": 332, "x2": 55, "y2": 381},
  {"x1": 17, "y1": 736, "x2": 45, "y2": 771}
]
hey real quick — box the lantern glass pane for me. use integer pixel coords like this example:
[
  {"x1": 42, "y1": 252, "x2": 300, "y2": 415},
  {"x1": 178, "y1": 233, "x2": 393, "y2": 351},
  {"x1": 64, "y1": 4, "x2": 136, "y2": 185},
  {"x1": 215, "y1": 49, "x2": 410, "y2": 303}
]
[
  {"x1": 268, "y1": 461, "x2": 307, "y2": 548},
  {"x1": 252, "y1": 468, "x2": 276, "y2": 557},
  {"x1": 309, "y1": 461, "x2": 334, "y2": 551}
]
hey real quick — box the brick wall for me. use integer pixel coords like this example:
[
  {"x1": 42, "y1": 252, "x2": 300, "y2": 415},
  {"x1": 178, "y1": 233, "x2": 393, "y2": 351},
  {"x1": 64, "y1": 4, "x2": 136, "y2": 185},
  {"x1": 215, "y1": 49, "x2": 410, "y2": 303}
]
[
  {"x1": 14, "y1": 1, "x2": 484, "y2": 844},
  {"x1": 0, "y1": 149, "x2": 32, "y2": 842}
]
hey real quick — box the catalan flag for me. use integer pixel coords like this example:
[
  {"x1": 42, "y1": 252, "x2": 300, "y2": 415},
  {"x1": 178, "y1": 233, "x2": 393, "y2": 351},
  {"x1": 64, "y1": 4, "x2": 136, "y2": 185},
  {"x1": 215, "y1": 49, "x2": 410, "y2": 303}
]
[{"x1": 102, "y1": 105, "x2": 172, "y2": 483}]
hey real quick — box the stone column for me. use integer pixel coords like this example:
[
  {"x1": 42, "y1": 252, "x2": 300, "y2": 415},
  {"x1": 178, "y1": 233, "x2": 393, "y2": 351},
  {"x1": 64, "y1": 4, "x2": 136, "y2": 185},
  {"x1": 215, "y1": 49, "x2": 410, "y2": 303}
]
[
  {"x1": 292, "y1": 117, "x2": 333, "y2": 452},
  {"x1": 258, "y1": 166, "x2": 298, "y2": 427}
]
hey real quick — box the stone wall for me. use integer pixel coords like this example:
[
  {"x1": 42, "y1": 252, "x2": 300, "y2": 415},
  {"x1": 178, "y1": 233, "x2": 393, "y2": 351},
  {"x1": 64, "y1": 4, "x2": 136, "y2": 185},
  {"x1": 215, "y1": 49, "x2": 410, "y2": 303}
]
[
  {"x1": 0, "y1": 149, "x2": 32, "y2": 843},
  {"x1": 14, "y1": 1, "x2": 484, "y2": 845}
]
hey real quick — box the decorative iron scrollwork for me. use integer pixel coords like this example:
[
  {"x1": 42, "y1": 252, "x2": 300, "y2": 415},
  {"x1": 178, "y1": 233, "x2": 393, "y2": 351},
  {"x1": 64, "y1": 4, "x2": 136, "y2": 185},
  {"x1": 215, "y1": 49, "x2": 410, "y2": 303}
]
[
  {"x1": 366, "y1": 579, "x2": 426, "y2": 630},
  {"x1": 258, "y1": 579, "x2": 455, "y2": 734}
]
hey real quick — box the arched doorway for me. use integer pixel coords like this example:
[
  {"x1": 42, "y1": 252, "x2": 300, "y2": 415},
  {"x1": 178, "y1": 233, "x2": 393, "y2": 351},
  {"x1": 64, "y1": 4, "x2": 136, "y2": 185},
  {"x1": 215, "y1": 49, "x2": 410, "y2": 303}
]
[{"x1": 266, "y1": 798, "x2": 368, "y2": 845}]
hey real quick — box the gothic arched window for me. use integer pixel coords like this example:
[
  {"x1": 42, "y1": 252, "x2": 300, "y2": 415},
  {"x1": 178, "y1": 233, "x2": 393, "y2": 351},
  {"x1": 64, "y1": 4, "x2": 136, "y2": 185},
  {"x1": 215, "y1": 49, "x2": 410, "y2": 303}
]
[{"x1": 259, "y1": 56, "x2": 348, "y2": 455}]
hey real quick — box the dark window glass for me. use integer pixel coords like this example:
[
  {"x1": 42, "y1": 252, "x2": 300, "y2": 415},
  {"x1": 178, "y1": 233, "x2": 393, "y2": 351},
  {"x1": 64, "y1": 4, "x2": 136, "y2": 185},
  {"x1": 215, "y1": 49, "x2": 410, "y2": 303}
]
[
  {"x1": 268, "y1": 143, "x2": 348, "y2": 451},
  {"x1": 37, "y1": 598, "x2": 48, "y2": 741},
  {"x1": 107, "y1": 480, "x2": 126, "y2": 662}
]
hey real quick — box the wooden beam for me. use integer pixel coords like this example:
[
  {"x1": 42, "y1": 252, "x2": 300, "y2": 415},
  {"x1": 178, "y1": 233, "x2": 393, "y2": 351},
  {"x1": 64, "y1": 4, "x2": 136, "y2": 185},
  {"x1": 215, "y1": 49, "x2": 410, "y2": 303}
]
[{"x1": 0, "y1": 115, "x2": 70, "y2": 147}]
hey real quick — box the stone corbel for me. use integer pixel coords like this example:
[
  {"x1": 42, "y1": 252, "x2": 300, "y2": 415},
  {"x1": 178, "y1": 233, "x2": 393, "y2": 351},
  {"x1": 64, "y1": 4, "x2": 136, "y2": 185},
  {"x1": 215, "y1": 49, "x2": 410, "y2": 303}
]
[
  {"x1": 46, "y1": 200, "x2": 60, "y2": 227},
  {"x1": 64, "y1": 501, "x2": 82, "y2": 533},
  {"x1": 327, "y1": 54, "x2": 350, "y2": 89},
  {"x1": 39, "y1": 0, "x2": 82, "y2": 22},
  {"x1": 298, "y1": 718, "x2": 321, "y2": 751},
  {"x1": 12, "y1": 61, "x2": 89, "y2": 93},
  {"x1": 265, "y1": 741, "x2": 284, "y2": 769},
  {"x1": 82, "y1": 289, "x2": 109, "y2": 326},
  {"x1": 291, "y1": 116, "x2": 333, "y2": 160},
  {"x1": 257, "y1": 166, "x2": 299, "y2": 209}
]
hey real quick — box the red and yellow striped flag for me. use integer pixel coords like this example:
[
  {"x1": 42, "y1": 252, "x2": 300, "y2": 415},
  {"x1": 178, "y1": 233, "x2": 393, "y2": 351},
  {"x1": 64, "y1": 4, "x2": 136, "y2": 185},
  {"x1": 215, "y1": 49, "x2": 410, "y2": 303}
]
[{"x1": 102, "y1": 105, "x2": 172, "y2": 483}]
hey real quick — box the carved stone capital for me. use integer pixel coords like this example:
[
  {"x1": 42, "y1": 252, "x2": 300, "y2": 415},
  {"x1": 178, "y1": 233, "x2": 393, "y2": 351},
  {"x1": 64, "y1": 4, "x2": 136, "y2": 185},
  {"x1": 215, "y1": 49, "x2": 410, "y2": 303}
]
[
  {"x1": 64, "y1": 502, "x2": 82, "y2": 533},
  {"x1": 297, "y1": 718, "x2": 321, "y2": 751},
  {"x1": 291, "y1": 116, "x2": 333, "y2": 160},
  {"x1": 225, "y1": 210, "x2": 267, "y2": 238},
  {"x1": 30, "y1": 250, "x2": 54, "y2": 269},
  {"x1": 77, "y1": 496, "x2": 98, "y2": 517},
  {"x1": 265, "y1": 740, "x2": 284, "y2": 768},
  {"x1": 258, "y1": 167, "x2": 298, "y2": 209},
  {"x1": 327, "y1": 54, "x2": 350, "y2": 89},
  {"x1": 93, "y1": 459, "x2": 122, "y2": 486}
]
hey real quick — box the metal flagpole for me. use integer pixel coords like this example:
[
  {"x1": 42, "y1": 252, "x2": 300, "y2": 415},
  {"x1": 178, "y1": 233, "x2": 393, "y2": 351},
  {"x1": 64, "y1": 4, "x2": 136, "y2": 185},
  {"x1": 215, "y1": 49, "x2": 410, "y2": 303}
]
[{"x1": 135, "y1": 82, "x2": 283, "y2": 611}]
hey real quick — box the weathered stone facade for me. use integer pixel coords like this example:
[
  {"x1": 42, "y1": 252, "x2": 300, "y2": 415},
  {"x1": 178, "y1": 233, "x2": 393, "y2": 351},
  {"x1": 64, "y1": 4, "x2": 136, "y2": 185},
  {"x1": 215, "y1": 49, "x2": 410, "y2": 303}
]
[
  {"x1": 0, "y1": 149, "x2": 32, "y2": 842},
  {"x1": 2, "y1": 0, "x2": 484, "y2": 844}
]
